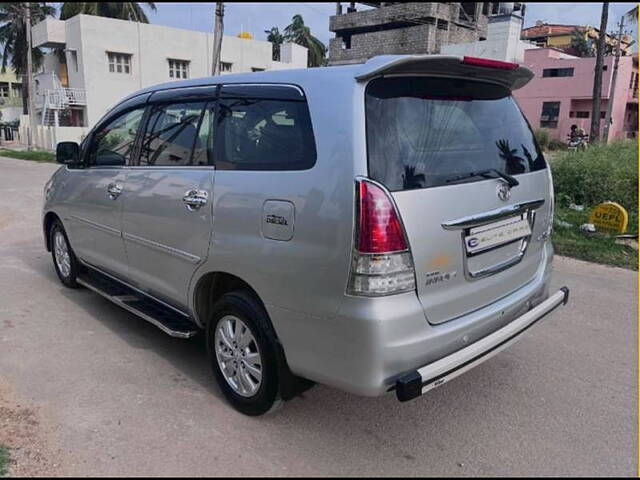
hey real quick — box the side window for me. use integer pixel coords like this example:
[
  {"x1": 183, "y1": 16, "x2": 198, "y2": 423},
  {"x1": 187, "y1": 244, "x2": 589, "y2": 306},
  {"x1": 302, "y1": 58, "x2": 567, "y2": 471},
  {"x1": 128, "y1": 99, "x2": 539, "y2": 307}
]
[
  {"x1": 139, "y1": 102, "x2": 205, "y2": 166},
  {"x1": 214, "y1": 97, "x2": 316, "y2": 171},
  {"x1": 87, "y1": 107, "x2": 145, "y2": 166}
]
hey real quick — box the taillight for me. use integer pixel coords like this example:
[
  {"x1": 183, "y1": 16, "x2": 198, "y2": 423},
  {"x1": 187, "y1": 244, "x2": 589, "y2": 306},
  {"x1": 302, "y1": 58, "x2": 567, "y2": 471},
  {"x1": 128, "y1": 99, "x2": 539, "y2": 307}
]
[
  {"x1": 348, "y1": 179, "x2": 416, "y2": 296},
  {"x1": 462, "y1": 56, "x2": 519, "y2": 70}
]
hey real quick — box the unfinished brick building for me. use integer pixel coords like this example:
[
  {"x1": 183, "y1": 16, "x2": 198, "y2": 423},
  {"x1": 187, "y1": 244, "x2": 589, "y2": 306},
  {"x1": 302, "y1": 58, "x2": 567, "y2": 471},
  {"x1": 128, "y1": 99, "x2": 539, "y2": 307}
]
[{"x1": 329, "y1": 2, "x2": 506, "y2": 65}]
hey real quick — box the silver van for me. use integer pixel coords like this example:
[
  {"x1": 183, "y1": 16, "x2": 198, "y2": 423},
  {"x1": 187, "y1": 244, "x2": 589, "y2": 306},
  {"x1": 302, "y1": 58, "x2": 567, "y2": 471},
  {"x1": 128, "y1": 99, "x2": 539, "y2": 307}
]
[{"x1": 43, "y1": 55, "x2": 569, "y2": 415}]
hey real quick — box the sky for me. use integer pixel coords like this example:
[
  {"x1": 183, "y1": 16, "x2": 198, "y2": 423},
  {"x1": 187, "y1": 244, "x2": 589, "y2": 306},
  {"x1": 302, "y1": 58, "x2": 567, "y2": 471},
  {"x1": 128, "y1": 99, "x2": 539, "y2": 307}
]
[{"x1": 130, "y1": 2, "x2": 638, "y2": 48}]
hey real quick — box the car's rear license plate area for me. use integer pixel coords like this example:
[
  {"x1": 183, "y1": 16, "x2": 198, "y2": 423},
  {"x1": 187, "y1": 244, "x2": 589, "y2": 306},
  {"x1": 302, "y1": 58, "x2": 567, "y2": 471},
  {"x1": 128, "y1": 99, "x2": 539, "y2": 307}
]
[{"x1": 464, "y1": 216, "x2": 532, "y2": 255}]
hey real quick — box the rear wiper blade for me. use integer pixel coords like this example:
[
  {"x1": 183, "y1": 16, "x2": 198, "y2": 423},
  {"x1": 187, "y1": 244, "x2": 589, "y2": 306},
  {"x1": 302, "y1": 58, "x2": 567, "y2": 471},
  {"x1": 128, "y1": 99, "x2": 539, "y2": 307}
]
[{"x1": 445, "y1": 169, "x2": 519, "y2": 187}]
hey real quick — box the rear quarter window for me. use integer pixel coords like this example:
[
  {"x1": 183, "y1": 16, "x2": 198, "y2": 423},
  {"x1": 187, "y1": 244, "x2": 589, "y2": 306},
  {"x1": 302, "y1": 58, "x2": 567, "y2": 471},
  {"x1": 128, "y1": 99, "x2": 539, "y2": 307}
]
[
  {"x1": 365, "y1": 76, "x2": 546, "y2": 191},
  {"x1": 214, "y1": 97, "x2": 316, "y2": 171}
]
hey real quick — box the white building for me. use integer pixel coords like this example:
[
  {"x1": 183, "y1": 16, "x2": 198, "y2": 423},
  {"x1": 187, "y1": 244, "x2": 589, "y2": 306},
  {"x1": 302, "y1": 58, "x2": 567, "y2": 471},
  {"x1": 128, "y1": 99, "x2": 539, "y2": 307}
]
[
  {"x1": 441, "y1": 9, "x2": 538, "y2": 64},
  {"x1": 24, "y1": 14, "x2": 308, "y2": 149}
]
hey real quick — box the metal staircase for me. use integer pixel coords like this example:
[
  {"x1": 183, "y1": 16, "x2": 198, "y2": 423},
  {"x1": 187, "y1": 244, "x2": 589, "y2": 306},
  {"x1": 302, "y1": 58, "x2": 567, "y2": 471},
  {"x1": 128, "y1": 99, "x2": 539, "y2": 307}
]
[{"x1": 38, "y1": 73, "x2": 87, "y2": 126}]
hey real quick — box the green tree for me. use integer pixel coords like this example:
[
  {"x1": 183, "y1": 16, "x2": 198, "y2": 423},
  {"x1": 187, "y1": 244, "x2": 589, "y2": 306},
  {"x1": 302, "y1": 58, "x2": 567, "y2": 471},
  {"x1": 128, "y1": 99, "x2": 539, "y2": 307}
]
[
  {"x1": 0, "y1": 2, "x2": 55, "y2": 114},
  {"x1": 264, "y1": 26, "x2": 284, "y2": 61},
  {"x1": 283, "y1": 14, "x2": 326, "y2": 67},
  {"x1": 570, "y1": 28, "x2": 595, "y2": 57},
  {"x1": 60, "y1": 2, "x2": 157, "y2": 22}
]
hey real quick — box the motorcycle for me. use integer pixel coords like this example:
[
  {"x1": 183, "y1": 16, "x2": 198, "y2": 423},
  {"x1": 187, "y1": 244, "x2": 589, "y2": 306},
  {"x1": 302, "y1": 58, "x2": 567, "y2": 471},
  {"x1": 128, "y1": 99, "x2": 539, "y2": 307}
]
[{"x1": 567, "y1": 133, "x2": 589, "y2": 152}]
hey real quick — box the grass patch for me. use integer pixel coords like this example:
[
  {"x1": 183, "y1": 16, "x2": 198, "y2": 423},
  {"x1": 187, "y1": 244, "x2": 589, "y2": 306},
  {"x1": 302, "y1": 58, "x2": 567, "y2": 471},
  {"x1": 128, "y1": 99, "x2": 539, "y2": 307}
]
[
  {"x1": 552, "y1": 206, "x2": 637, "y2": 270},
  {"x1": 0, "y1": 148, "x2": 55, "y2": 163},
  {"x1": 0, "y1": 447, "x2": 9, "y2": 477},
  {"x1": 549, "y1": 140, "x2": 637, "y2": 270}
]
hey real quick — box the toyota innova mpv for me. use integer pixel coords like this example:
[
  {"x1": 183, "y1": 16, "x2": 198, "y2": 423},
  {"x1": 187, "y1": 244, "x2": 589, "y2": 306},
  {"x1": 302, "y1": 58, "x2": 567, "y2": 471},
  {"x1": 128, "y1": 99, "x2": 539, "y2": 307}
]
[{"x1": 44, "y1": 55, "x2": 569, "y2": 415}]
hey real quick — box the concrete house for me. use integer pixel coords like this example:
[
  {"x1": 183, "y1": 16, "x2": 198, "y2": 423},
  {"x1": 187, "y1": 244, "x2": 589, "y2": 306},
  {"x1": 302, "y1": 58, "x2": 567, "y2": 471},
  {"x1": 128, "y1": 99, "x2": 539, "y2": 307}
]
[
  {"x1": 514, "y1": 47, "x2": 638, "y2": 142},
  {"x1": 328, "y1": 2, "x2": 525, "y2": 65},
  {"x1": 24, "y1": 14, "x2": 308, "y2": 149}
]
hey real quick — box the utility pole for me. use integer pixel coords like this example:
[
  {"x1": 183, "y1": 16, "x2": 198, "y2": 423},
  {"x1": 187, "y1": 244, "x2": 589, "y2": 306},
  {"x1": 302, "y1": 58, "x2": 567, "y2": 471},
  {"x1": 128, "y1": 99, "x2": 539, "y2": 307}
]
[
  {"x1": 25, "y1": 3, "x2": 37, "y2": 151},
  {"x1": 211, "y1": 2, "x2": 224, "y2": 76},
  {"x1": 590, "y1": 2, "x2": 609, "y2": 144},
  {"x1": 602, "y1": 15, "x2": 625, "y2": 143}
]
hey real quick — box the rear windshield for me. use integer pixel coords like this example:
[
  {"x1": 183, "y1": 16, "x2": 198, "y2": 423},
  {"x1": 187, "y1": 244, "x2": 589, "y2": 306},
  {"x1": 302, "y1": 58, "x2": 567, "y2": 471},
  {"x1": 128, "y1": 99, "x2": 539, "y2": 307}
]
[{"x1": 365, "y1": 76, "x2": 546, "y2": 191}]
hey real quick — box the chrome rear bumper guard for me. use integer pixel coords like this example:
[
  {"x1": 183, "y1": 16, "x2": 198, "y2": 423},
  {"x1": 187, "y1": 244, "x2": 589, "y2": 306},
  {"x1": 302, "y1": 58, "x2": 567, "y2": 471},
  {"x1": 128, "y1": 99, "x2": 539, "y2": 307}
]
[{"x1": 395, "y1": 287, "x2": 570, "y2": 402}]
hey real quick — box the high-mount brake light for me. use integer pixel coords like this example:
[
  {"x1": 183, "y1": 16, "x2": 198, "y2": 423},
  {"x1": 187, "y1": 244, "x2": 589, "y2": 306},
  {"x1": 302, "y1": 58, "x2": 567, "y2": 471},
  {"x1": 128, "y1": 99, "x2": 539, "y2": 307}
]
[
  {"x1": 348, "y1": 179, "x2": 416, "y2": 296},
  {"x1": 462, "y1": 56, "x2": 519, "y2": 71}
]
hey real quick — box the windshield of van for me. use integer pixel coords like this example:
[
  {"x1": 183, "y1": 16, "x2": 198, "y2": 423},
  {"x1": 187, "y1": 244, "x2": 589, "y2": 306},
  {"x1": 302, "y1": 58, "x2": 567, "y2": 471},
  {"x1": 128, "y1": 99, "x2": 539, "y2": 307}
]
[{"x1": 365, "y1": 76, "x2": 546, "y2": 191}]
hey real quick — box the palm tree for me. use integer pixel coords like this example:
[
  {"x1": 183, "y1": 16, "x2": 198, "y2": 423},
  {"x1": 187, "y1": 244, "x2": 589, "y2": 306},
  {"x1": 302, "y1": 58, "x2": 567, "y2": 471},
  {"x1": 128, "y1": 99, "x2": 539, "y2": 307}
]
[
  {"x1": 0, "y1": 3, "x2": 55, "y2": 114},
  {"x1": 590, "y1": 2, "x2": 609, "y2": 144},
  {"x1": 283, "y1": 14, "x2": 326, "y2": 67},
  {"x1": 60, "y1": 2, "x2": 157, "y2": 22},
  {"x1": 265, "y1": 26, "x2": 284, "y2": 62}
]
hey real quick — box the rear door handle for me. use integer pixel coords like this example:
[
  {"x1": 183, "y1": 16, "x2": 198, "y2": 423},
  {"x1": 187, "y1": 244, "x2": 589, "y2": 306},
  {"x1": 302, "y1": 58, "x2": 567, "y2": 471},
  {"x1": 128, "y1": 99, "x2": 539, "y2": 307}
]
[
  {"x1": 107, "y1": 182, "x2": 123, "y2": 200},
  {"x1": 182, "y1": 189, "x2": 208, "y2": 211}
]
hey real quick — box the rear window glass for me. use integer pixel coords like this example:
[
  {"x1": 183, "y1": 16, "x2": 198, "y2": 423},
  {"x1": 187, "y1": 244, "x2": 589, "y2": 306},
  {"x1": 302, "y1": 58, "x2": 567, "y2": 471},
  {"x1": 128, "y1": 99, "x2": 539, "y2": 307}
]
[
  {"x1": 365, "y1": 77, "x2": 546, "y2": 191},
  {"x1": 214, "y1": 98, "x2": 316, "y2": 171}
]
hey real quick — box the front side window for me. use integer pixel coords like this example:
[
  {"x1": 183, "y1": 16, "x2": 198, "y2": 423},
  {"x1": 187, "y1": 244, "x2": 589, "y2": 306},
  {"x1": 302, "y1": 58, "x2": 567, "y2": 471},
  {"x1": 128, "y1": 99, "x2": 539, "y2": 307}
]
[
  {"x1": 87, "y1": 108, "x2": 145, "y2": 166},
  {"x1": 214, "y1": 97, "x2": 316, "y2": 171},
  {"x1": 540, "y1": 101, "x2": 561, "y2": 128},
  {"x1": 108, "y1": 52, "x2": 131, "y2": 74},
  {"x1": 365, "y1": 76, "x2": 546, "y2": 192},
  {"x1": 169, "y1": 59, "x2": 189, "y2": 79},
  {"x1": 139, "y1": 102, "x2": 205, "y2": 167}
]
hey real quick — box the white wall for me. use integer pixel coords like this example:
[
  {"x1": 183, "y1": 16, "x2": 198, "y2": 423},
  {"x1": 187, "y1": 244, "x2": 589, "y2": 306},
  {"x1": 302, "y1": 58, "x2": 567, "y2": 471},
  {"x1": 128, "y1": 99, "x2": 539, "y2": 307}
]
[
  {"x1": 441, "y1": 14, "x2": 538, "y2": 63},
  {"x1": 1, "y1": 106, "x2": 22, "y2": 122}
]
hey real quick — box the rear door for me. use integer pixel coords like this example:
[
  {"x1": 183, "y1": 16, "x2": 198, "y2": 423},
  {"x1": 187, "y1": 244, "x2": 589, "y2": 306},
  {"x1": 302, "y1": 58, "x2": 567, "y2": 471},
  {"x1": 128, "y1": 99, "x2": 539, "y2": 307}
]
[
  {"x1": 365, "y1": 76, "x2": 552, "y2": 324},
  {"x1": 120, "y1": 88, "x2": 216, "y2": 310}
]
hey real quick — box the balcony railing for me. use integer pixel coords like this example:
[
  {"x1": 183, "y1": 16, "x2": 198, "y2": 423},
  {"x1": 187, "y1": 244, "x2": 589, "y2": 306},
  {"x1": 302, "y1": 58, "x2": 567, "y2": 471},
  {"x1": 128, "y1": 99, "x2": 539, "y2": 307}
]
[{"x1": 37, "y1": 87, "x2": 86, "y2": 109}]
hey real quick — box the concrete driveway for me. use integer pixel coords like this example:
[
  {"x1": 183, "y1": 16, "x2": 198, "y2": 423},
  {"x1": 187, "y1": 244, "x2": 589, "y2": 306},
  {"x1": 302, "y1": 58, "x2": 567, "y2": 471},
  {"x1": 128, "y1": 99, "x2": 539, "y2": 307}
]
[{"x1": 0, "y1": 157, "x2": 636, "y2": 476}]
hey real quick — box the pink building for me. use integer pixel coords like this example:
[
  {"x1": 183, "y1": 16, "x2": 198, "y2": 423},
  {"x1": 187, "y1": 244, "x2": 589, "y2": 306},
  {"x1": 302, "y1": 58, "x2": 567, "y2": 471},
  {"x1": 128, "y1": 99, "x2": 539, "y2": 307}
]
[{"x1": 514, "y1": 48, "x2": 638, "y2": 142}]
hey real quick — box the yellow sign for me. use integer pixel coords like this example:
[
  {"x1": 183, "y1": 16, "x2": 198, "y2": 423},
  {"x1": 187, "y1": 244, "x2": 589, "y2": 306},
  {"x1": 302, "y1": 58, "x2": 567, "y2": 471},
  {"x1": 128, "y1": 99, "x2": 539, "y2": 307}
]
[
  {"x1": 588, "y1": 202, "x2": 629, "y2": 234},
  {"x1": 237, "y1": 32, "x2": 253, "y2": 39}
]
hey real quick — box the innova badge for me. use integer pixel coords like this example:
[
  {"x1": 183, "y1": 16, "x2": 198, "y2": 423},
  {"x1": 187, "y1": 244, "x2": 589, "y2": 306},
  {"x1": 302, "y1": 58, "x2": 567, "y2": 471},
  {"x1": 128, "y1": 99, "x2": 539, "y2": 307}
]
[{"x1": 496, "y1": 182, "x2": 511, "y2": 202}]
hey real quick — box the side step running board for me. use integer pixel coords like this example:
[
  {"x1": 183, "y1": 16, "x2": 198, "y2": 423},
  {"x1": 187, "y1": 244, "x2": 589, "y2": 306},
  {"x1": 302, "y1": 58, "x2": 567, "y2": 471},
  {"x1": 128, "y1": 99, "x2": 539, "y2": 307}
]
[{"x1": 77, "y1": 268, "x2": 199, "y2": 339}]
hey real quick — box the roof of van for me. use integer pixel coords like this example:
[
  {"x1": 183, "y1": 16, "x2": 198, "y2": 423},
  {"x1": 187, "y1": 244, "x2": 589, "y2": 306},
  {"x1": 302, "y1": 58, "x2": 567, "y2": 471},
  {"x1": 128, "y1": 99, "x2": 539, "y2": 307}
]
[{"x1": 121, "y1": 54, "x2": 534, "y2": 103}]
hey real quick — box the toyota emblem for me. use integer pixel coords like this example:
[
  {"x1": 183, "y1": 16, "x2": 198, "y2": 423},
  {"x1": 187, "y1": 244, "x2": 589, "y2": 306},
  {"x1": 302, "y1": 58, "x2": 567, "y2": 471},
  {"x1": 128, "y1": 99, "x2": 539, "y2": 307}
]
[{"x1": 497, "y1": 182, "x2": 511, "y2": 201}]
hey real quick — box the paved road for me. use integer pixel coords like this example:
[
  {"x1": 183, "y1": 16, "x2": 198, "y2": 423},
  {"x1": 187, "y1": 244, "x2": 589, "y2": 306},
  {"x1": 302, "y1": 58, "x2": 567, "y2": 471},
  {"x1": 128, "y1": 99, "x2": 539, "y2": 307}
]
[{"x1": 0, "y1": 157, "x2": 636, "y2": 476}]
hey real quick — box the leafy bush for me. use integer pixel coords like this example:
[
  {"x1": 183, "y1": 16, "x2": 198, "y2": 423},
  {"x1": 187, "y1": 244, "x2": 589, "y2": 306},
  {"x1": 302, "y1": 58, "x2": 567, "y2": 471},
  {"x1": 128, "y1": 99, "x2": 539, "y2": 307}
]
[
  {"x1": 534, "y1": 128, "x2": 550, "y2": 151},
  {"x1": 550, "y1": 140, "x2": 638, "y2": 218}
]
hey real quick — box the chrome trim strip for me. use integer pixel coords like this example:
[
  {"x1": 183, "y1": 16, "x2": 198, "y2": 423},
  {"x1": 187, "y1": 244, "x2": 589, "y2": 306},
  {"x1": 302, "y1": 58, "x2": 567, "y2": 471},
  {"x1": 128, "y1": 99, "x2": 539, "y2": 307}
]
[
  {"x1": 417, "y1": 288, "x2": 567, "y2": 394},
  {"x1": 442, "y1": 199, "x2": 545, "y2": 230},
  {"x1": 79, "y1": 260, "x2": 191, "y2": 318},
  {"x1": 77, "y1": 277, "x2": 197, "y2": 339},
  {"x1": 123, "y1": 232, "x2": 201, "y2": 264},
  {"x1": 69, "y1": 215, "x2": 121, "y2": 237}
]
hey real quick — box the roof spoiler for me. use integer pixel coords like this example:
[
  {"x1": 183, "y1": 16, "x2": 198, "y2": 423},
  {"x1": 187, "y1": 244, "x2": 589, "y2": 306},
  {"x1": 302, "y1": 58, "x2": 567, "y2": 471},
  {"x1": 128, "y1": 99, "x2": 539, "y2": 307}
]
[{"x1": 354, "y1": 55, "x2": 534, "y2": 91}]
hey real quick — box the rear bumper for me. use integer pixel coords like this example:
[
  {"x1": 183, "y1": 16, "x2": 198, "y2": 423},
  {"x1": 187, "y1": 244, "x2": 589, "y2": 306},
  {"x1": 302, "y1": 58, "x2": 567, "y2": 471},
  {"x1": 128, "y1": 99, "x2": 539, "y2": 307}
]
[{"x1": 395, "y1": 287, "x2": 569, "y2": 402}]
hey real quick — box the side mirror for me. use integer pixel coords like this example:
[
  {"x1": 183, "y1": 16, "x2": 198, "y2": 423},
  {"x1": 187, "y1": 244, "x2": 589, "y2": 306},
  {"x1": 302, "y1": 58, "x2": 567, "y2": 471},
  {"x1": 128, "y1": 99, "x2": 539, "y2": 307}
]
[{"x1": 56, "y1": 141, "x2": 80, "y2": 165}]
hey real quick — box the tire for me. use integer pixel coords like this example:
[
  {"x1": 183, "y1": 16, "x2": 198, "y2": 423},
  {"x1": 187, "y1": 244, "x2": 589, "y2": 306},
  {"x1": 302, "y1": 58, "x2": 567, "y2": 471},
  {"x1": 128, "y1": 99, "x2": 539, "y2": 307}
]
[
  {"x1": 206, "y1": 290, "x2": 283, "y2": 416},
  {"x1": 50, "y1": 219, "x2": 82, "y2": 288}
]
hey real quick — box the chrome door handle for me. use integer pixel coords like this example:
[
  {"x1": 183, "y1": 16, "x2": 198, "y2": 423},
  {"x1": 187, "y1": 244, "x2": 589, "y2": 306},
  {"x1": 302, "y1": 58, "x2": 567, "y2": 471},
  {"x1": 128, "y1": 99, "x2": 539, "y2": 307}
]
[
  {"x1": 107, "y1": 183, "x2": 123, "y2": 200},
  {"x1": 182, "y1": 189, "x2": 208, "y2": 211}
]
